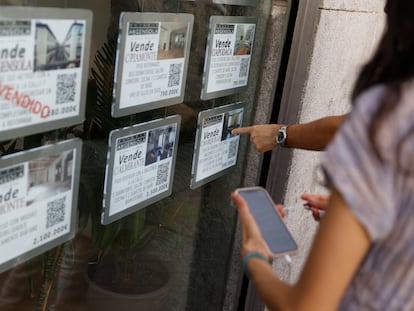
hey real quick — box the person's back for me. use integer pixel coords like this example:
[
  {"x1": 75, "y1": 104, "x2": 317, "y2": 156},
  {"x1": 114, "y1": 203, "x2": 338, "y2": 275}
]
[{"x1": 322, "y1": 82, "x2": 414, "y2": 310}]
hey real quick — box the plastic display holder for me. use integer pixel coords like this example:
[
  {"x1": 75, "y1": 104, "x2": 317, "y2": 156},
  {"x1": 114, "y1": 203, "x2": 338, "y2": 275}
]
[
  {"x1": 112, "y1": 12, "x2": 194, "y2": 117},
  {"x1": 0, "y1": 7, "x2": 92, "y2": 141},
  {"x1": 190, "y1": 102, "x2": 244, "y2": 189},
  {"x1": 0, "y1": 138, "x2": 82, "y2": 273},
  {"x1": 200, "y1": 16, "x2": 257, "y2": 100},
  {"x1": 213, "y1": 0, "x2": 259, "y2": 6},
  {"x1": 102, "y1": 115, "x2": 181, "y2": 224}
]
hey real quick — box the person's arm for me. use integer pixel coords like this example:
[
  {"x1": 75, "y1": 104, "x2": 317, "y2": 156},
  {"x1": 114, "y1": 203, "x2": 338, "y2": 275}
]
[
  {"x1": 232, "y1": 187, "x2": 370, "y2": 311},
  {"x1": 231, "y1": 114, "x2": 347, "y2": 152},
  {"x1": 286, "y1": 115, "x2": 346, "y2": 151}
]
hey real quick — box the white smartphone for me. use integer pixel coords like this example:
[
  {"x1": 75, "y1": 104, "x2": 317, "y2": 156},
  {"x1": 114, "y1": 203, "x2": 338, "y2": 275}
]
[{"x1": 235, "y1": 186, "x2": 298, "y2": 257}]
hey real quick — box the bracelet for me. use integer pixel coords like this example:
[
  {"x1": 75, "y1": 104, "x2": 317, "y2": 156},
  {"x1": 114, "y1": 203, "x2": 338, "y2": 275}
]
[{"x1": 242, "y1": 252, "x2": 268, "y2": 278}]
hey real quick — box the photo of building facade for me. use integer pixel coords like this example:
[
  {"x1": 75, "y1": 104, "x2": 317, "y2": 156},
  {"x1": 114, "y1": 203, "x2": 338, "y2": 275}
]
[{"x1": 35, "y1": 21, "x2": 84, "y2": 71}]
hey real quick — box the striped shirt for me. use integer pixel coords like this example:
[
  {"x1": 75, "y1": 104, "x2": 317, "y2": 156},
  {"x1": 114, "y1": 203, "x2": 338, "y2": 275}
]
[{"x1": 322, "y1": 82, "x2": 414, "y2": 310}]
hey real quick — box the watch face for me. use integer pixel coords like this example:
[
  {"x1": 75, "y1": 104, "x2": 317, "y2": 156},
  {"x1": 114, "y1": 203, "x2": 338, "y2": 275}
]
[{"x1": 277, "y1": 132, "x2": 284, "y2": 143}]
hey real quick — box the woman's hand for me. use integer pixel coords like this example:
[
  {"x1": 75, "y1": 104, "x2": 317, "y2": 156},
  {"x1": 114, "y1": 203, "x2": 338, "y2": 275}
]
[
  {"x1": 301, "y1": 193, "x2": 329, "y2": 221},
  {"x1": 231, "y1": 192, "x2": 272, "y2": 260}
]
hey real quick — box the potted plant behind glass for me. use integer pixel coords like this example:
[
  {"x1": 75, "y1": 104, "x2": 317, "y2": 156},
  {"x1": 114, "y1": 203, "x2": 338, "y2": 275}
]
[
  {"x1": 80, "y1": 34, "x2": 173, "y2": 310},
  {"x1": 85, "y1": 209, "x2": 171, "y2": 310}
]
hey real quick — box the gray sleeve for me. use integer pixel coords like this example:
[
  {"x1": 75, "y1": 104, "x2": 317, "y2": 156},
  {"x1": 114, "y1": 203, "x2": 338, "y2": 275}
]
[{"x1": 322, "y1": 86, "x2": 397, "y2": 241}]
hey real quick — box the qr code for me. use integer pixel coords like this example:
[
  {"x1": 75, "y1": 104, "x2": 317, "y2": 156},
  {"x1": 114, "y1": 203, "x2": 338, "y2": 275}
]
[
  {"x1": 168, "y1": 63, "x2": 182, "y2": 87},
  {"x1": 239, "y1": 58, "x2": 249, "y2": 78},
  {"x1": 46, "y1": 197, "x2": 66, "y2": 228},
  {"x1": 156, "y1": 163, "x2": 169, "y2": 186},
  {"x1": 56, "y1": 73, "x2": 77, "y2": 104},
  {"x1": 228, "y1": 139, "x2": 238, "y2": 159}
]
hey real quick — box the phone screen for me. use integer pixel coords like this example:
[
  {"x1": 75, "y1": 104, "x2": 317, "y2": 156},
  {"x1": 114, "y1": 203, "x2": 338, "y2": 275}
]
[{"x1": 237, "y1": 187, "x2": 298, "y2": 255}]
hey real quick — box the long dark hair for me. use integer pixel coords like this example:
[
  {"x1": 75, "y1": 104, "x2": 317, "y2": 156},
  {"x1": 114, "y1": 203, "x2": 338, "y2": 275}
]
[{"x1": 351, "y1": 0, "x2": 414, "y2": 169}]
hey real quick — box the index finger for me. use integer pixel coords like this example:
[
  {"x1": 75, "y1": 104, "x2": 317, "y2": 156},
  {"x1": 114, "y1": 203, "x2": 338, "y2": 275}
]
[{"x1": 232, "y1": 126, "x2": 253, "y2": 135}]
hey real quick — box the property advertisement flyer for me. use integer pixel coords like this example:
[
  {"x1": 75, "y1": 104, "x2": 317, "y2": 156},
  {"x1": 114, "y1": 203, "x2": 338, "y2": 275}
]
[
  {"x1": 102, "y1": 115, "x2": 181, "y2": 224},
  {"x1": 213, "y1": 0, "x2": 259, "y2": 6},
  {"x1": 190, "y1": 102, "x2": 244, "y2": 189},
  {"x1": 201, "y1": 16, "x2": 257, "y2": 100},
  {"x1": 0, "y1": 7, "x2": 92, "y2": 141},
  {"x1": 0, "y1": 138, "x2": 82, "y2": 273},
  {"x1": 112, "y1": 13, "x2": 194, "y2": 117}
]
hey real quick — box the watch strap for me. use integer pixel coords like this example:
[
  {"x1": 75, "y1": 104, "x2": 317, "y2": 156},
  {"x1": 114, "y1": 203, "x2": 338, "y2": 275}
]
[{"x1": 276, "y1": 125, "x2": 288, "y2": 147}]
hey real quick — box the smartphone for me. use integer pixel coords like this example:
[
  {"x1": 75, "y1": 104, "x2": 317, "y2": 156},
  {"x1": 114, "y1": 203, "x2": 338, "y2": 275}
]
[{"x1": 235, "y1": 186, "x2": 298, "y2": 257}]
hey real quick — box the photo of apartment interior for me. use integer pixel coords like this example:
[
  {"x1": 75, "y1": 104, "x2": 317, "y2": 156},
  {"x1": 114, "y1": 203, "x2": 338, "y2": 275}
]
[
  {"x1": 26, "y1": 150, "x2": 74, "y2": 206},
  {"x1": 234, "y1": 24, "x2": 255, "y2": 56},
  {"x1": 145, "y1": 126, "x2": 176, "y2": 165},
  {"x1": 157, "y1": 21, "x2": 187, "y2": 60},
  {"x1": 221, "y1": 110, "x2": 243, "y2": 141}
]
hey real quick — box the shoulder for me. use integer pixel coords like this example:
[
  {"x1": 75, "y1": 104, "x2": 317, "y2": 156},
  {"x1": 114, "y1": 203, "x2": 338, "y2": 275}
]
[
  {"x1": 352, "y1": 84, "x2": 388, "y2": 116},
  {"x1": 322, "y1": 83, "x2": 414, "y2": 240},
  {"x1": 342, "y1": 81, "x2": 414, "y2": 170},
  {"x1": 352, "y1": 82, "x2": 414, "y2": 120}
]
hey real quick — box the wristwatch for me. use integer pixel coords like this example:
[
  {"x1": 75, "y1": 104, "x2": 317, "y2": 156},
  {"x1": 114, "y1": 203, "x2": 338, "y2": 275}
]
[{"x1": 276, "y1": 125, "x2": 288, "y2": 147}]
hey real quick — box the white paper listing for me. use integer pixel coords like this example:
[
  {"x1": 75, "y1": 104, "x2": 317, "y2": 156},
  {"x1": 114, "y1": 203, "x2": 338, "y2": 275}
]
[
  {"x1": 0, "y1": 139, "x2": 82, "y2": 273},
  {"x1": 201, "y1": 16, "x2": 256, "y2": 100},
  {"x1": 0, "y1": 7, "x2": 92, "y2": 141},
  {"x1": 191, "y1": 102, "x2": 244, "y2": 189},
  {"x1": 102, "y1": 116, "x2": 181, "y2": 224},
  {"x1": 112, "y1": 13, "x2": 194, "y2": 117}
]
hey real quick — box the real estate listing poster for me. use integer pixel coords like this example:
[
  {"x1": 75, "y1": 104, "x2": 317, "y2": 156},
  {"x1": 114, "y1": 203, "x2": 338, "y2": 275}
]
[
  {"x1": 0, "y1": 138, "x2": 82, "y2": 273},
  {"x1": 212, "y1": 0, "x2": 259, "y2": 6},
  {"x1": 201, "y1": 16, "x2": 257, "y2": 100},
  {"x1": 112, "y1": 13, "x2": 194, "y2": 117},
  {"x1": 102, "y1": 115, "x2": 181, "y2": 224},
  {"x1": 190, "y1": 102, "x2": 244, "y2": 189},
  {"x1": 0, "y1": 7, "x2": 92, "y2": 141}
]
